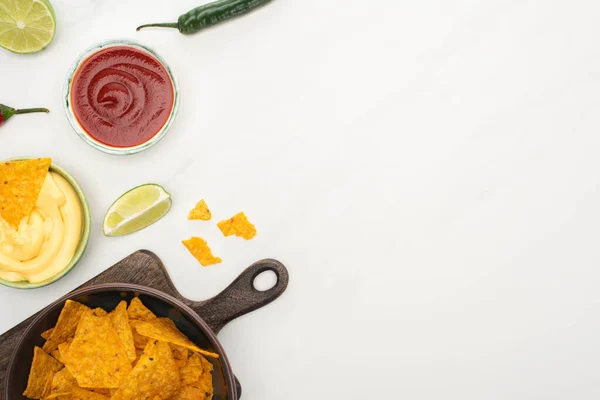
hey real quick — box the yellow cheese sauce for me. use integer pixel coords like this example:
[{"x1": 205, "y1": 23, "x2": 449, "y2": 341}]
[{"x1": 0, "y1": 172, "x2": 82, "y2": 283}]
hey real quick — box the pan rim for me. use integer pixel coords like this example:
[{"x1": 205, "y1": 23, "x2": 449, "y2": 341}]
[{"x1": 5, "y1": 282, "x2": 237, "y2": 400}]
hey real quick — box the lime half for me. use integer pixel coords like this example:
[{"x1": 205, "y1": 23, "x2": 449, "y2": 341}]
[
  {"x1": 0, "y1": 0, "x2": 56, "y2": 54},
  {"x1": 103, "y1": 184, "x2": 172, "y2": 237}
]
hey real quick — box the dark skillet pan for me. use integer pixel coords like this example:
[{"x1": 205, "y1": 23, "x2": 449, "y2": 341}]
[{"x1": 5, "y1": 259, "x2": 289, "y2": 400}]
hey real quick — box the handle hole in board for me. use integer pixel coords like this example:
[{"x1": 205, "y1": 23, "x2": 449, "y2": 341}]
[{"x1": 253, "y1": 270, "x2": 278, "y2": 292}]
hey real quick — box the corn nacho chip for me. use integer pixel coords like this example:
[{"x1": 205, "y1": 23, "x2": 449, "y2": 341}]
[
  {"x1": 127, "y1": 297, "x2": 156, "y2": 321},
  {"x1": 90, "y1": 308, "x2": 107, "y2": 317},
  {"x1": 217, "y1": 211, "x2": 256, "y2": 240},
  {"x1": 171, "y1": 344, "x2": 189, "y2": 361},
  {"x1": 192, "y1": 354, "x2": 214, "y2": 398},
  {"x1": 23, "y1": 346, "x2": 63, "y2": 399},
  {"x1": 27, "y1": 299, "x2": 216, "y2": 400},
  {"x1": 187, "y1": 200, "x2": 211, "y2": 221},
  {"x1": 130, "y1": 319, "x2": 150, "y2": 350},
  {"x1": 180, "y1": 354, "x2": 203, "y2": 385},
  {"x1": 41, "y1": 373, "x2": 54, "y2": 400},
  {"x1": 47, "y1": 368, "x2": 77, "y2": 399},
  {"x1": 174, "y1": 358, "x2": 188, "y2": 370},
  {"x1": 71, "y1": 387, "x2": 109, "y2": 400},
  {"x1": 134, "y1": 318, "x2": 219, "y2": 359},
  {"x1": 197, "y1": 353, "x2": 213, "y2": 375},
  {"x1": 169, "y1": 385, "x2": 208, "y2": 400},
  {"x1": 65, "y1": 311, "x2": 132, "y2": 388},
  {"x1": 109, "y1": 301, "x2": 137, "y2": 362},
  {"x1": 111, "y1": 340, "x2": 180, "y2": 400},
  {"x1": 173, "y1": 353, "x2": 214, "y2": 400},
  {"x1": 0, "y1": 158, "x2": 52, "y2": 229},
  {"x1": 182, "y1": 237, "x2": 222, "y2": 267},
  {"x1": 193, "y1": 372, "x2": 214, "y2": 400},
  {"x1": 50, "y1": 349, "x2": 62, "y2": 363},
  {"x1": 56, "y1": 341, "x2": 72, "y2": 364},
  {"x1": 43, "y1": 300, "x2": 90, "y2": 353},
  {"x1": 89, "y1": 388, "x2": 110, "y2": 396},
  {"x1": 41, "y1": 328, "x2": 54, "y2": 340}
]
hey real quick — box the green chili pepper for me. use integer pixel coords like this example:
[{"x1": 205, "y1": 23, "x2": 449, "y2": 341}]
[
  {"x1": 0, "y1": 104, "x2": 49, "y2": 125},
  {"x1": 136, "y1": 0, "x2": 273, "y2": 35}
]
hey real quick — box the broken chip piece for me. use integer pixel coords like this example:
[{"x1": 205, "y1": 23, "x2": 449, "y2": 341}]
[
  {"x1": 182, "y1": 237, "x2": 222, "y2": 267},
  {"x1": 217, "y1": 211, "x2": 256, "y2": 240},
  {"x1": 188, "y1": 199, "x2": 211, "y2": 221}
]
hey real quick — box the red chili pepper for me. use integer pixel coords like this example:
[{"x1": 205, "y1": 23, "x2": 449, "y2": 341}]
[{"x1": 0, "y1": 104, "x2": 49, "y2": 125}]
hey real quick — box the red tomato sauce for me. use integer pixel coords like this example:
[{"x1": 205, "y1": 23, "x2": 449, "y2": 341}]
[{"x1": 70, "y1": 46, "x2": 174, "y2": 148}]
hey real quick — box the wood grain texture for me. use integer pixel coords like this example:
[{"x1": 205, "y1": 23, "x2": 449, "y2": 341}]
[{"x1": 0, "y1": 250, "x2": 289, "y2": 397}]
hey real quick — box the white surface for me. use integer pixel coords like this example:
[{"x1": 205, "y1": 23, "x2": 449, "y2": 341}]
[{"x1": 1, "y1": 0, "x2": 600, "y2": 398}]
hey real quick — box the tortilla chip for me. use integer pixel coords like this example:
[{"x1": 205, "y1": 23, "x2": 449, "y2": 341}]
[
  {"x1": 109, "y1": 301, "x2": 137, "y2": 362},
  {"x1": 111, "y1": 340, "x2": 180, "y2": 400},
  {"x1": 169, "y1": 385, "x2": 208, "y2": 400},
  {"x1": 171, "y1": 344, "x2": 189, "y2": 361},
  {"x1": 23, "y1": 347, "x2": 63, "y2": 399},
  {"x1": 217, "y1": 212, "x2": 256, "y2": 240},
  {"x1": 130, "y1": 320, "x2": 150, "y2": 350},
  {"x1": 193, "y1": 372, "x2": 214, "y2": 400},
  {"x1": 182, "y1": 237, "x2": 222, "y2": 267},
  {"x1": 197, "y1": 354, "x2": 213, "y2": 375},
  {"x1": 50, "y1": 349, "x2": 62, "y2": 363},
  {"x1": 159, "y1": 318, "x2": 180, "y2": 331},
  {"x1": 191, "y1": 354, "x2": 213, "y2": 398},
  {"x1": 41, "y1": 328, "x2": 54, "y2": 340},
  {"x1": 43, "y1": 300, "x2": 90, "y2": 353},
  {"x1": 0, "y1": 158, "x2": 52, "y2": 229},
  {"x1": 174, "y1": 357, "x2": 188, "y2": 370},
  {"x1": 47, "y1": 368, "x2": 77, "y2": 399},
  {"x1": 56, "y1": 342, "x2": 72, "y2": 364},
  {"x1": 176, "y1": 355, "x2": 214, "y2": 400},
  {"x1": 188, "y1": 200, "x2": 211, "y2": 221},
  {"x1": 128, "y1": 297, "x2": 156, "y2": 321},
  {"x1": 41, "y1": 373, "x2": 54, "y2": 400},
  {"x1": 89, "y1": 388, "x2": 110, "y2": 396},
  {"x1": 65, "y1": 311, "x2": 132, "y2": 388},
  {"x1": 90, "y1": 308, "x2": 107, "y2": 317},
  {"x1": 71, "y1": 387, "x2": 109, "y2": 400},
  {"x1": 134, "y1": 318, "x2": 219, "y2": 359},
  {"x1": 180, "y1": 354, "x2": 203, "y2": 385}
]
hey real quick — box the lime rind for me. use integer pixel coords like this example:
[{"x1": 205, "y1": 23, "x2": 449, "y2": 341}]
[
  {"x1": 0, "y1": 0, "x2": 56, "y2": 54},
  {"x1": 103, "y1": 184, "x2": 172, "y2": 237}
]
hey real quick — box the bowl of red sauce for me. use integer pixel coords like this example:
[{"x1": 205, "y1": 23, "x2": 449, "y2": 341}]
[{"x1": 64, "y1": 40, "x2": 179, "y2": 155}]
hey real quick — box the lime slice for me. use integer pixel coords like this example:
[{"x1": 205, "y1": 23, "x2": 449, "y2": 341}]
[
  {"x1": 0, "y1": 0, "x2": 56, "y2": 54},
  {"x1": 103, "y1": 184, "x2": 172, "y2": 237}
]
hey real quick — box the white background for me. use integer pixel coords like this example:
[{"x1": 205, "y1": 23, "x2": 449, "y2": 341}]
[{"x1": 2, "y1": 0, "x2": 600, "y2": 398}]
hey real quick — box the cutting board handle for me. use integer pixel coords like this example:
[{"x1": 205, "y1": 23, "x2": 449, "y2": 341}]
[{"x1": 190, "y1": 259, "x2": 289, "y2": 334}]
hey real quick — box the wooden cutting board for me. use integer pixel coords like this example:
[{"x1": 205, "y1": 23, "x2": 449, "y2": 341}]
[{"x1": 0, "y1": 250, "x2": 289, "y2": 396}]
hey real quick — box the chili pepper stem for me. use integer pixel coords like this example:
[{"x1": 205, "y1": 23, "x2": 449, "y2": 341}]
[
  {"x1": 13, "y1": 108, "x2": 49, "y2": 115},
  {"x1": 136, "y1": 22, "x2": 179, "y2": 31}
]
